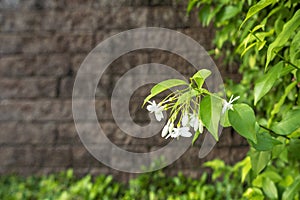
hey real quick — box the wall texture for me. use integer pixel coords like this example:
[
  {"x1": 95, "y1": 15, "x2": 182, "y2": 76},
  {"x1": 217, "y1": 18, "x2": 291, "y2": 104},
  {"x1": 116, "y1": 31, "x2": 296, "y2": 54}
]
[{"x1": 0, "y1": 0, "x2": 248, "y2": 181}]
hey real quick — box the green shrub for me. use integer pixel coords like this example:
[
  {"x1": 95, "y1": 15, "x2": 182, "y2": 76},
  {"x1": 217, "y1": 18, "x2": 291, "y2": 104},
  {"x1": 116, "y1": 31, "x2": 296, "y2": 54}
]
[{"x1": 0, "y1": 160, "x2": 246, "y2": 200}]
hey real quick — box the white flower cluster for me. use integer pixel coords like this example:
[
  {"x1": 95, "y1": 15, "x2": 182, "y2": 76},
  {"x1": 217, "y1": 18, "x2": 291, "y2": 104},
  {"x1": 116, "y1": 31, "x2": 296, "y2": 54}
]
[{"x1": 146, "y1": 95, "x2": 239, "y2": 140}]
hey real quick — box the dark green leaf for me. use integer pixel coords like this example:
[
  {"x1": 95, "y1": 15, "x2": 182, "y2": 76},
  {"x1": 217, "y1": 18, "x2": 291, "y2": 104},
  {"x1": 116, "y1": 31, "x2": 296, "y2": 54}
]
[
  {"x1": 297, "y1": 70, "x2": 300, "y2": 82},
  {"x1": 228, "y1": 103, "x2": 257, "y2": 143},
  {"x1": 288, "y1": 138, "x2": 300, "y2": 160},
  {"x1": 250, "y1": 132, "x2": 281, "y2": 151},
  {"x1": 216, "y1": 5, "x2": 241, "y2": 23}
]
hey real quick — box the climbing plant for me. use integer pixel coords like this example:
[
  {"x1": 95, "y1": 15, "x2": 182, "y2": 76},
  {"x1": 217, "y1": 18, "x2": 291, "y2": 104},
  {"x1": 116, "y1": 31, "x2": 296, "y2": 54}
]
[{"x1": 144, "y1": 0, "x2": 300, "y2": 199}]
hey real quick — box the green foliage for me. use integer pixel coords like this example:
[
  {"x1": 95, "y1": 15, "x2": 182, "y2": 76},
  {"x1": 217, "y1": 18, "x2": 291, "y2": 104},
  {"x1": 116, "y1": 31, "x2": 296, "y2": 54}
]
[
  {"x1": 228, "y1": 103, "x2": 257, "y2": 143},
  {"x1": 187, "y1": 0, "x2": 300, "y2": 199},
  {"x1": 199, "y1": 95, "x2": 222, "y2": 141},
  {"x1": 143, "y1": 79, "x2": 188, "y2": 106},
  {"x1": 0, "y1": 163, "x2": 245, "y2": 200}
]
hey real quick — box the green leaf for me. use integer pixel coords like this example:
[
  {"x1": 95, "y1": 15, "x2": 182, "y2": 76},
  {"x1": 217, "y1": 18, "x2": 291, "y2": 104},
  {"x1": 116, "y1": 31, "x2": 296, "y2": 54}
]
[
  {"x1": 143, "y1": 79, "x2": 188, "y2": 106},
  {"x1": 297, "y1": 69, "x2": 300, "y2": 82},
  {"x1": 241, "y1": 157, "x2": 252, "y2": 183},
  {"x1": 254, "y1": 61, "x2": 284, "y2": 105},
  {"x1": 290, "y1": 27, "x2": 300, "y2": 67},
  {"x1": 216, "y1": 5, "x2": 241, "y2": 23},
  {"x1": 250, "y1": 150, "x2": 271, "y2": 176},
  {"x1": 190, "y1": 69, "x2": 211, "y2": 89},
  {"x1": 228, "y1": 103, "x2": 257, "y2": 143},
  {"x1": 266, "y1": 9, "x2": 300, "y2": 68},
  {"x1": 262, "y1": 177, "x2": 278, "y2": 199},
  {"x1": 240, "y1": 0, "x2": 275, "y2": 28},
  {"x1": 220, "y1": 111, "x2": 231, "y2": 127},
  {"x1": 192, "y1": 130, "x2": 201, "y2": 146},
  {"x1": 198, "y1": 4, "x2": 211, "y2": 26},
  {"x1": 200, "y1": 95, "x2": 222, "y2": 141},
  {"x1": 241, "y1": 42, "x2": 256, "y2": 57},
  {"x1": 288, "y1": 138, "x2": 300, "y2": 160},
  {"x1": 243, "y1": 187, "x2": 264, "y2": 200},
  {"x1": 282, "y1": 176, "x2": 300, "y2": 200},
  {"x1": 251, "y1": 132, "x2": 281, "y2": 151},
  {"x1": 268, "y1": 81, "x2": 297, "y2": 126},
  {"x1": 271, "y1": 109, "x2": 300, "y2": 135}
]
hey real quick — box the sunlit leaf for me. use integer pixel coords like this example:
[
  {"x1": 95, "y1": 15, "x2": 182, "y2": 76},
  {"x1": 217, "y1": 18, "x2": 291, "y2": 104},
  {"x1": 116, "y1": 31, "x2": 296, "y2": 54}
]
[
  {"x1": 262, "y1": 177, "x2": 278, "y2": 199},
  {"x1": 143, "y1": 79, "x2": 188, "y2": 106},
  {"x1": 254, "y1": 61, "x2": 283, "y2": 105},
  {"x1": 241, "y1": 0, "x2": 275, "y2": 28}
]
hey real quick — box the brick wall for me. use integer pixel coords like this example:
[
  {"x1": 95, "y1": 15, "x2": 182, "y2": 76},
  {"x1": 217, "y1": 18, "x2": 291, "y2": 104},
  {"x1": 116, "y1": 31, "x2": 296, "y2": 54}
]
[{"x1": 0, "y1": 0, "x2": 247, "y2": 181}]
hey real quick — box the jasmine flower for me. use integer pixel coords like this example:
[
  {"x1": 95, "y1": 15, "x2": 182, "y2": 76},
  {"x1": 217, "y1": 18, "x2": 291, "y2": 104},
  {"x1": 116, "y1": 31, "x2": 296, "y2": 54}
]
[
  {"x1": 147, "y1": 100, "x2": 164, "y2": 121},
  {"x1": 222, "y1": 95, "x2": 240, "y2": 114}
]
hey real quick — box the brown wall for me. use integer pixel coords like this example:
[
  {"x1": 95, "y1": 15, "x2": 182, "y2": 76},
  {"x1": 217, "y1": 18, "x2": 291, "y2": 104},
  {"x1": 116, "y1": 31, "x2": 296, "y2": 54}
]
[{"x1": 0, "y1": 0, "x2": 247, "y2": 181}]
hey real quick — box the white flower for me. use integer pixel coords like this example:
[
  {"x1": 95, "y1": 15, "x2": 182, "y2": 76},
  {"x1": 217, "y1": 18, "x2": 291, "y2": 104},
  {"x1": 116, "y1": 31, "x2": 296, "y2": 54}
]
[
  {"x1": 182, "y1": 113, "x2": 189, "y2": 126},
  {"x1": 173, "y1": 127, "x2": 192, "y2": 138},
  {"x1": 189, "y1": 114, "x2": 199, "y2": 131},
  {"x1": 147, "y1": 100, "x2": 164, "y2": 121},
  {"x1": 165, "y1": 126, "x2": 192, "y2": 139},
  {"x1": 222, "y1": 95, "x2": 240, "y2": 114},
  {"x1": 168, "y1": 122, "x2": 174, "y2": 133},
  {"x1": 198, "y1": 120, "x2": 204, "y2": 133},
  {"x1": 161, "y1": 120, "x2": 170, "y2": 137}
]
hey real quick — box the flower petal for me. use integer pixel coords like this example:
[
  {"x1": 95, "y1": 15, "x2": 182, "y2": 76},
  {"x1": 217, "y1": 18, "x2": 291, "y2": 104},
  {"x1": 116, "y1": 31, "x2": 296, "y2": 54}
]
[
  {"x1": 161, "y1": 123, "x2": 169, "y2": 138},
  {"x1": 155, "y1": 112, "x2": 164, "y2": 121},
  {"x1": 193, "y1": 119, "x2": 199, "y2": 131},
  {"x1": 199, "y1": 120, "x2": 203, "y2": 133},
  {"x1": 182, "y1": 113, "x2": 189, "y2": 126},
  {"x1": 147, "y1": 105, "x2": 155, "y2": 112}
]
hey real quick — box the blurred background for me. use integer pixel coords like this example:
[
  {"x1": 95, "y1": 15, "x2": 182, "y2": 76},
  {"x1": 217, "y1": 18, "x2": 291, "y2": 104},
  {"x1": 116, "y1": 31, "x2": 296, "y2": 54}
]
[{"x1": 0, "y1": 0, "x2": 247, "y2": 181}]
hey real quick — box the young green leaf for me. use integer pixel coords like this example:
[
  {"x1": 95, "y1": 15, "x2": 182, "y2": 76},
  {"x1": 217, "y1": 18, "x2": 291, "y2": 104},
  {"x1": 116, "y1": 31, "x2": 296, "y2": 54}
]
[
  {"x1": 254, "y1": 61, "x2": 283, "y2": 105},
  {"x1": 220, "y1": 111, "x2": 231, "y2": 127},
  {"x1": 262, "y1": 177, "x2": 278, "y2": 199},
  {"x1": 200, "y1": 95, "x2": 222, "y2": 141},
  {"x1": 271, "y1": 109, "x2": 300, "y2": 135},
  {"x1": 266, "y1": 9, "x2": 300, "y2": 68},
  {"x1": 190, "y1": 69, "x2": 211, "y2": 89},
  {"x1": 228, "y1": 103, "x2": 257, "y2": 143},
  {"x1": 282, "y1": 175, "x2": 300, "y2": 200},
  {"x1": 192, "y1": 130, "x2": 201, "y2": 146},
  {"x1": 240, "y1": 0, "x2": 275, "y2": 28},
  {"x1": 250, "y1": 150, "x2": 271, "y2": 176},
  {"x1": 143, "y1": 79, "x2": 188, "y2": 106},
  {"x1": 290, "y1": 31, "x2": 300, "y2": 67}
]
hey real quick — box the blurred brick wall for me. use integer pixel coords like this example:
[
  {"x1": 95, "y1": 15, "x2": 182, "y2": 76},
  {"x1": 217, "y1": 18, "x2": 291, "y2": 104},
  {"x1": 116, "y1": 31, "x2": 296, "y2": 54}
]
[{"x1": 0, "y1": 0, "x2": 247, "y2": 180}]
